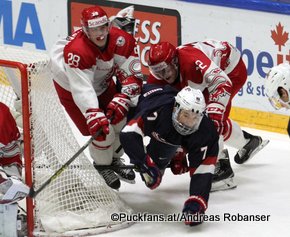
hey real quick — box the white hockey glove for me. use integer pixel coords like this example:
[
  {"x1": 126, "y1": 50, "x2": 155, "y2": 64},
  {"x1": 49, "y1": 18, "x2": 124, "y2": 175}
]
[{"x1": 0, "y1": 167, "x2": 29, "y2": 204}]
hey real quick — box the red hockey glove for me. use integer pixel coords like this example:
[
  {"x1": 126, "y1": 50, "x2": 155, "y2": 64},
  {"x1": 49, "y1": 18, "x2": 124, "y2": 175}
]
[
  {"x1": 121, "y1": 75, "x2": 142, "y2": 99},
  {"x1": 206, "y1": 102, "x2": 225, "y2": 135},
  {"x1": 138, "y1": 155, "x2": 162, "y2": 190},
  {"x1": 106, "y1": 93, "x2": 131, "y2": 125},
  {"x1": 170, "y1": 147, "x2": 189, "y2": 175},
  {"x1": 182, "y1": 195, "x2": 207, "y2": 226},
  {"x1": 85, "y1": 108, "x2": 110, "y2": 138},
  {"x1": 206, "y1": 103, "x2": 233, "y2": 140}
]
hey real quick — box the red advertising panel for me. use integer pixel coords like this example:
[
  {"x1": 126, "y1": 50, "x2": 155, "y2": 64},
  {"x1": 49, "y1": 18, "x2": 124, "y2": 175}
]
[{"x1": 68, "y1": 0, "x2": 181, "y2": 76}]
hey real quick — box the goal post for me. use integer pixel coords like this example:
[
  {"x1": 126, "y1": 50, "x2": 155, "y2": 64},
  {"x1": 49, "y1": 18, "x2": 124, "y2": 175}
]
[
  {"x1": 0, "y1": 53, "x2": 35, "y2": 237},
  {"x1": 0, "y1": 46, "x2": 134, "y2": 236}
]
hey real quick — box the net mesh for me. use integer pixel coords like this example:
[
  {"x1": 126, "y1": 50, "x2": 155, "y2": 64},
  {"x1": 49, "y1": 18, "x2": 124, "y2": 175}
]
[{"x1": 0, "y1": 46, "x2": 133, "y2": 236}]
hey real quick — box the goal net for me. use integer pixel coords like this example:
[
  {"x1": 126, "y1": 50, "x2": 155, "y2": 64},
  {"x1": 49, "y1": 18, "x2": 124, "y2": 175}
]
[{"x1": 0, "y1": 46, "x2": 134, "y2": 236}]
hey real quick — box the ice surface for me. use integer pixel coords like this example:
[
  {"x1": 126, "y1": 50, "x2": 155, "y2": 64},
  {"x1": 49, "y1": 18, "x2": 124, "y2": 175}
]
[{"x1": 83, "y1": 127, "x2": 290, "y2": 237}]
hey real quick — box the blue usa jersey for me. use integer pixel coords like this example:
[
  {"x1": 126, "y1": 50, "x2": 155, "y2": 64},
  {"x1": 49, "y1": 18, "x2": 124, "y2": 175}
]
[{"x1": 120, "y1": 84, "x2": 219, "y2": 205}]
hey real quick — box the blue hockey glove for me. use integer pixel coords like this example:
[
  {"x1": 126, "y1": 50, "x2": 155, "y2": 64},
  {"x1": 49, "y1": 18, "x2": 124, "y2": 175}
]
[
  {"x1": 182, "y1": 195, "x2": 207, "y2": 226},
  {"x1": 138, "y1": 155, "x2": 162, "y2": 190}
]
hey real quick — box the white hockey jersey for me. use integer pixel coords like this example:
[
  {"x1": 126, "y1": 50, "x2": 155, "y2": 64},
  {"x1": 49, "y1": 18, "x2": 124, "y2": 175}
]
[{"x1": 50, "y1": 27, "x2": 142, "y2": 113}]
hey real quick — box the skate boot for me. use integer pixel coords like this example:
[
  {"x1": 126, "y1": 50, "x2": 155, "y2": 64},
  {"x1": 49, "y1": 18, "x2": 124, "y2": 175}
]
[
  {"x1": 93, "y1": 162, "x2": 121, "y2": 190},
  {"x1": 112, "y1": 157, "x2": 136, "y2": 184},
  {"x1": 0, "y1": 168, "x2": 29, "y2": 204},
  {"x1": 234, "y1": 130, "x2": 268, "y2": 164},
  {"x1": 211, "y1": 149, "x2": 237, "y2": 192}
]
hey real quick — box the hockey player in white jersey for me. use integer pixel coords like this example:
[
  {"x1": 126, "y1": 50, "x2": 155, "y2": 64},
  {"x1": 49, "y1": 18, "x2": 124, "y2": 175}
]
[
  {"x1": 265, "y1": 62, "x2": 290, "y2": 136},
  {"x1": 0, "y1": 101, "x2": 29, "y2": 237},
  {"x1": 50, "y1": 5, "x2": 143, "y2": 189}
]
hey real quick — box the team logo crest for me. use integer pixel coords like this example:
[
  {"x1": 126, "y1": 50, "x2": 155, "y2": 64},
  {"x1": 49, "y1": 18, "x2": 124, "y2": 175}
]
[
  {"x1": 129, "y1": 59, "x2": 141, "y2": 74},
  {"x1": 116, "y1": 36, "x2": 125, "y2": 46}
]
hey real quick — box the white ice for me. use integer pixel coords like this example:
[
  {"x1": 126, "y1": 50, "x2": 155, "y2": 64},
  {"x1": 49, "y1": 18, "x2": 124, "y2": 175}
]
[{"x1": 90, "y1": 128, "x2": 290, "y2": 237}]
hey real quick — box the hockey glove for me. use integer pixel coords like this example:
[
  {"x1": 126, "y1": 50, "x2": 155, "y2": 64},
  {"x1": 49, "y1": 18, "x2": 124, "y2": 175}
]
[
  {"x1": 182, "y1": 195, "x2": 207, "y2": 226},
  {"x1": 106, "y1": 93, "x2": 131, "y2": 125},
  {"x1": 121, "y1": 76, "x2": 142, "y2": 99},
  {"x1": 170, "y1": 147, "x2": 189, "y2": 175},
  {"x1": 0, "y1": 167, "x2": 29, "y2": 204},
  {"x1": 137, "y1": 155, "x2": 162, "y2": 190},
  {"x1": 206, "y1": 102, "x2": 226, "y2": 135},
  {"x1": 85, "y1": 108, "x2": 110, "y2": 139}
]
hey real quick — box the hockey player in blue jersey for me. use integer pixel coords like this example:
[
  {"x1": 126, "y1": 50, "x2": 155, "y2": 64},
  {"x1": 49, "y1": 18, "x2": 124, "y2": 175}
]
[{"x1": 120, "y1": 85, "x2": 219, "y2": 226}]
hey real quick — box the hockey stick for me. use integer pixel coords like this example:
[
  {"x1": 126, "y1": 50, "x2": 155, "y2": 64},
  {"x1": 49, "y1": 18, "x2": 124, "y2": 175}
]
[
  {"x1": 94, "y1": 164, "x2": 137, "y2": 171},
  {"x1": 29, "y1": 129, "x2": 103, "y2": 198},
  {"x1": 93, "y1": 163, "x2": 171, "y2": 172}
]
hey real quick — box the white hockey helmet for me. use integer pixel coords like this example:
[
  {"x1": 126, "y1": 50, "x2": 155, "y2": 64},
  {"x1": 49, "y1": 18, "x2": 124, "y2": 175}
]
[
  {"x1": 110, "y1": 6, "x2": 136, "y2": 35},
  {"x1": 172, "y1": 86, "x2": 206, "y2": 135},
  {"x1": 265, "y1": 63, "x2": 290, "y2": 110}
]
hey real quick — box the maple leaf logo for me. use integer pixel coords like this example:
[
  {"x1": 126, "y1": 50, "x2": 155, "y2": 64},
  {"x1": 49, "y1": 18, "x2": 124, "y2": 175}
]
[{"x1": 271, "y1": 22, "x2": 289, "y2": 51}]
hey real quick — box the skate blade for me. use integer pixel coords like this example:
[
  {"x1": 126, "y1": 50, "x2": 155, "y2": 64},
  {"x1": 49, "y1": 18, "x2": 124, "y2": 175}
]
[
  {"x1": 211, "y1": 177, "x2": 237, "y2": 192},
  {"x1": 117, "y1": 175, "x2": 136, "y2": 184},
  {"x1": 245, "y1": 139, "x2": 270, "y2": 163}
]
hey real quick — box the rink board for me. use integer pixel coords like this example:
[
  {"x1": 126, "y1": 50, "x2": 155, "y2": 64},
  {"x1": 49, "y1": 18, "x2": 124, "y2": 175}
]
[{"x1": 230, "y1": 107, "x2": 289, "y2": 134}]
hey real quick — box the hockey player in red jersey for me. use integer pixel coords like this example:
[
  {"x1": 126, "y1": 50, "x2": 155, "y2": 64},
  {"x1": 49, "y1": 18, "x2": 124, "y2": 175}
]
[
  {"x1": 120, "y1": 85, "x2": 219, "y2": 226},
  {"x1": 0, "y1": 102, "x2": 29, "y2": 204},
  {"x1": 0, "y1": 102, "x2": 29, "y2": 235},
  {"x1": 265, "y1": 62, "x2": 290, "y2": 137},
  {"x1": 147, "y1": 40, "x2": 269, "y2": 191},
  {"x1": 50, "y1": 5, "x2": 143, "y2": 189}
]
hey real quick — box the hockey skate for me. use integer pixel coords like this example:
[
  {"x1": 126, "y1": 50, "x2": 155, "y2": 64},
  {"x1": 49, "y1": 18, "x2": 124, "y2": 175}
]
[
  {"x1": 234, "y1": 131, "x2": 270, "y2": 164},
  {"x1": 211, "y1": 149, "x2": 237, "y2": 192},
  {"x1": 112, "y1": 157, "x2": 136, "y2": 184},
  {"x1": 93, "y1": 163, "x2": 121, "y2": 190},
  {"x1": 0, "y1": 169, "x2": 29, "y2": 204}
]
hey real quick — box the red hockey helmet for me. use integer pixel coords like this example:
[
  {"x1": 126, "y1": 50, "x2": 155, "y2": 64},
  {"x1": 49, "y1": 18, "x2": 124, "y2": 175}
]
[
  {"x1": 148, "y1": 42, "x2": 178, "y2": 82},
  {"x1": 148, "y1": 42, "x2": 176, "y2": 66},
  {"x1": 81, "y1": 6, "x2": 109, "y2": 29}
]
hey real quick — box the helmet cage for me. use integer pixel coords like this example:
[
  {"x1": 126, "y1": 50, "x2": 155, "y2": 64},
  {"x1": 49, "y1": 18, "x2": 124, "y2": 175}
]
[
  {"x1": 267, "y1": 92, "x2": 290, "y2": 110},
  {"x1": 172, "y1": 104, "x2": 203, "y2": 135},
  {"x1": 172, "y1": 86, "x2": 206, "y2": 135},
  {"x1": 111, "y1": 17, "x2": 136, "y2": 35},
  {"x1": 265, "y1": 63, "x2": 290, "y2": 110}
]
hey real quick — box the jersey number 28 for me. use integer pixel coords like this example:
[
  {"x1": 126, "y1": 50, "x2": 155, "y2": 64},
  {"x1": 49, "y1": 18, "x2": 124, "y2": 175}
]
[{"x1": 67, "y1": 53, "x2": 80, "y2": 67}]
